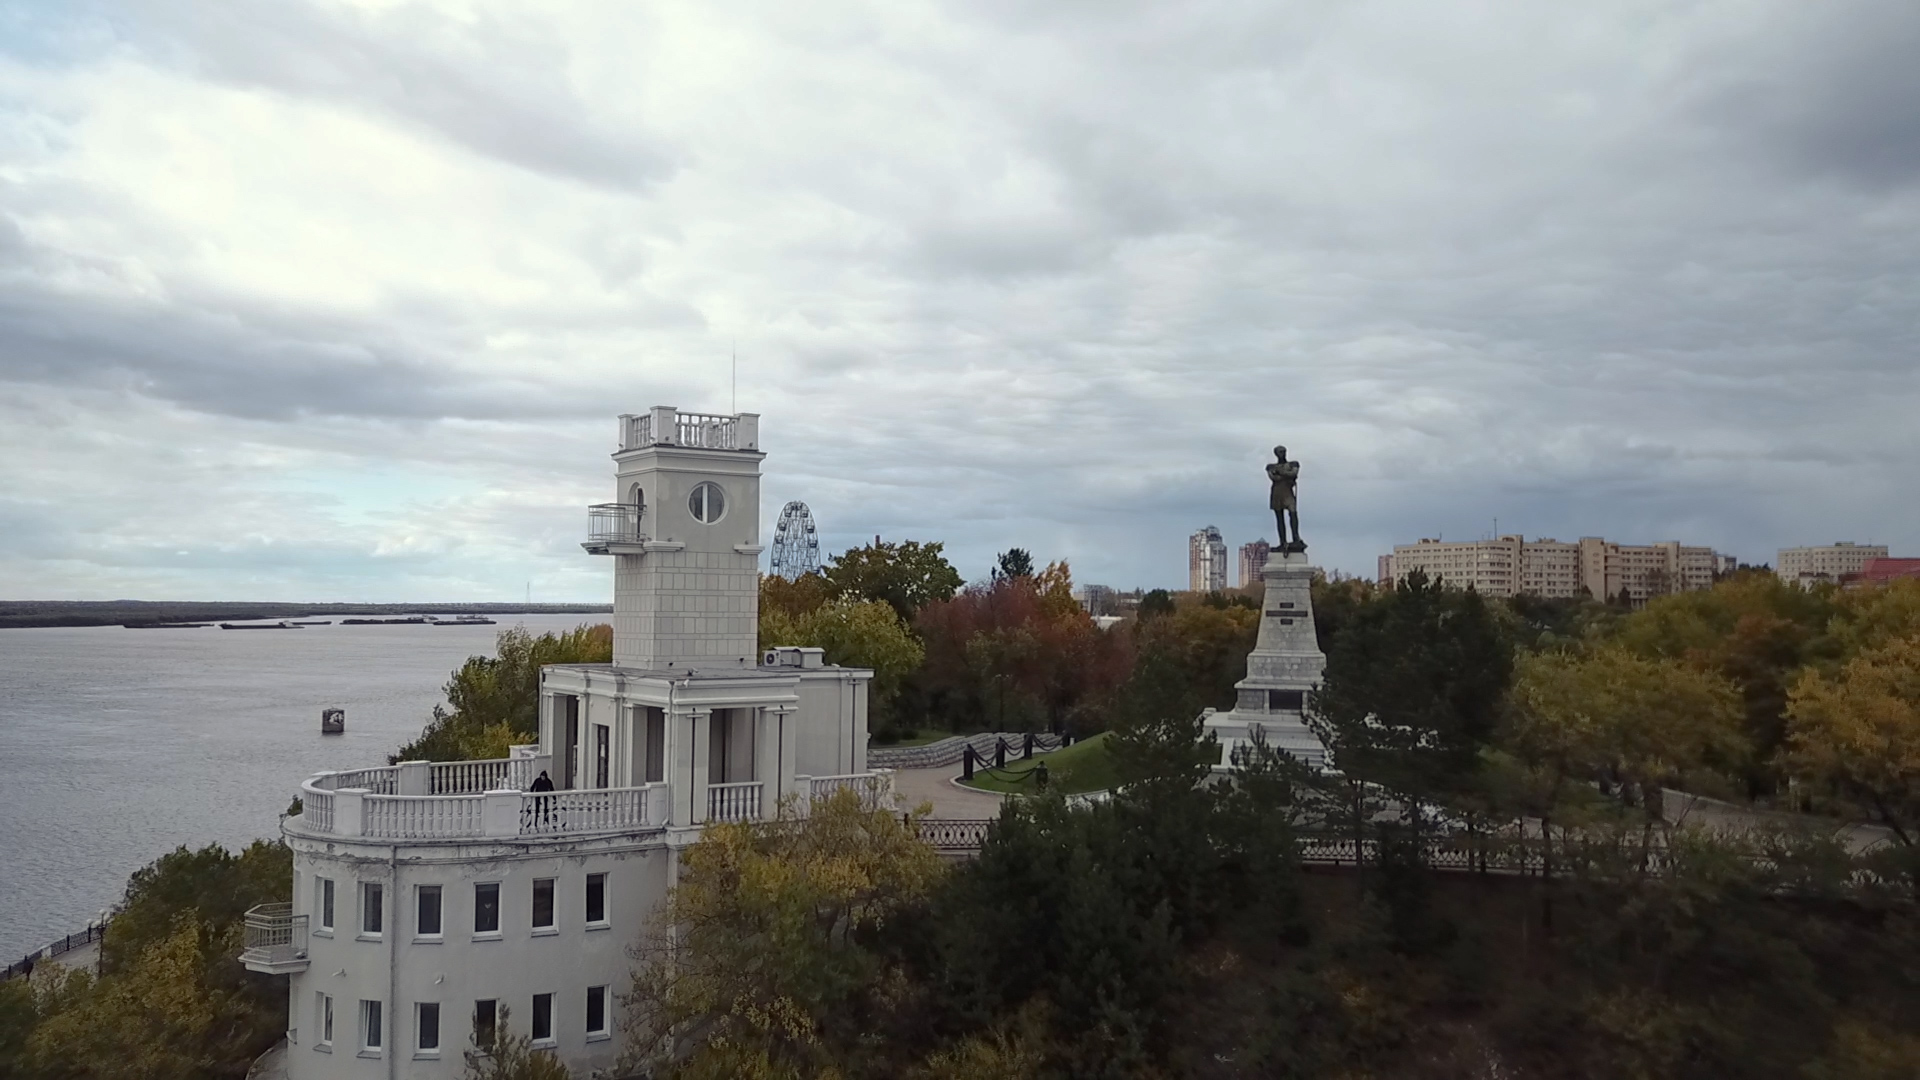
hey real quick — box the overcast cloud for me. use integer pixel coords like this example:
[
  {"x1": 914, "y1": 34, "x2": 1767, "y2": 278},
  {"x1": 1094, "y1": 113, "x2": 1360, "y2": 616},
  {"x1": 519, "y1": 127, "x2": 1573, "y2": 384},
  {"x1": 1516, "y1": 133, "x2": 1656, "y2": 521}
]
[{"x1": 0, "y1": 0, "x2": 1915, "y2": 601}]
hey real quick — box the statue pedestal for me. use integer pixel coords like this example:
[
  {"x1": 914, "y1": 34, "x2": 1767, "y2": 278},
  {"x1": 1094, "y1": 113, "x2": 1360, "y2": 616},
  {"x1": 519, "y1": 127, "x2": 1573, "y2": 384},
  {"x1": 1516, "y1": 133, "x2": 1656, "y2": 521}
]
[{"x1": 1202, "y1": 552, "x2": 1331, "y2": 769}]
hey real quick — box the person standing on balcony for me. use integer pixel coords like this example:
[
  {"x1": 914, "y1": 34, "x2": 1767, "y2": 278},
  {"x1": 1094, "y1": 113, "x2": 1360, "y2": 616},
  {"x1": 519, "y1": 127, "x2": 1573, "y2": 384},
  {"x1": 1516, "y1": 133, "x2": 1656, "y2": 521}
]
[{"x1": 530, "y1": 769, "x2": 555, "y2": 826}]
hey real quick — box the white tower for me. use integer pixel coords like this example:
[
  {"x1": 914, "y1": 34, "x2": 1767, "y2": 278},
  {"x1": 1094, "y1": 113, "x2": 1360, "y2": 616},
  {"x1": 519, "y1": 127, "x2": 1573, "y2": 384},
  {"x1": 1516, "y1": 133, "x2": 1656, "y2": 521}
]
[{"x1": 586, "y1": 407, "x2": 766, "y2": 670}]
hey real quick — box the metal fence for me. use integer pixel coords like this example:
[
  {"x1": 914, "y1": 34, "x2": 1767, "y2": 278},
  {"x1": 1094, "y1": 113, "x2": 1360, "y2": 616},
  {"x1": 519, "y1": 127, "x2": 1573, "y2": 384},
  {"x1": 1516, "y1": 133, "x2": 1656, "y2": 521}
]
[{"x1": 3, "y1": 922, "x2": 106, "y2": 981}]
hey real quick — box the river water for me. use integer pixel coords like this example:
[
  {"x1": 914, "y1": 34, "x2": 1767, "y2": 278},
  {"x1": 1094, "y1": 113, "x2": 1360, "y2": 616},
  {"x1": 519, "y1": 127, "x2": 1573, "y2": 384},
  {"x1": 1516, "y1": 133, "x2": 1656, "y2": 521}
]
[{"x1": 0, "y1": 615, "x2": 601, "y2": 961}]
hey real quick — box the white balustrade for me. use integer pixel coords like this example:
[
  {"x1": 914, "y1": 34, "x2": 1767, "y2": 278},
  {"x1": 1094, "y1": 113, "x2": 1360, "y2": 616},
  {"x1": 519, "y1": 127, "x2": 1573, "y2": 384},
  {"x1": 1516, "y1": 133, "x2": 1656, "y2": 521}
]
[
  {"x1": 707, "y1": 781, "x2": 763, "y2": 823},
  {"x1": 519, "y1": 786, "x2": 655, "y2": 835},
  {"x1": 808, "y1": 770, "x2": 895, "y2": 810},
  {"x1": 430, "y1": 759, "x2": 515, "y2": 795},
  {"x1": 304, "y1": 790, "x2": 335, "y2": 832},
  {"x1": 314, "y1": 766, "x2": 397, "y2": 794},
  {"x1": 362, "y1": 794, "x2": 486, "y2": 839}
]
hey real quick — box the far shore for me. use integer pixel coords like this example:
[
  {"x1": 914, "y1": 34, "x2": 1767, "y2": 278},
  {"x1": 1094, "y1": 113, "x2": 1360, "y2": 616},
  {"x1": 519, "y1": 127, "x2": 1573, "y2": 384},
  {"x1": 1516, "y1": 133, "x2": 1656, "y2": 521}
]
[{"x1": 0, "y1": 601, "x2": 612, "y2": 630}]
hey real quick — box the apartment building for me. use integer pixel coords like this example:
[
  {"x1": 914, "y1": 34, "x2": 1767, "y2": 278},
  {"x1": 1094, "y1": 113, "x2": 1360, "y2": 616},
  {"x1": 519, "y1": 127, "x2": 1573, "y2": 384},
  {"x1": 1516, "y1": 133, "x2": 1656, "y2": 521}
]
[
  {"x1": 1777, "y1": 543, "x2": 1890, "y2": 587},
  {"x1": 1189, "y1": 525, "x2": 1228, "y2": 592},
  {"x1": 1238, "y1": 540, "x2": 1272, "y2": 588},
  {"x1": 1382, "y1": 535, "x2": 1730, "y2": 605}
]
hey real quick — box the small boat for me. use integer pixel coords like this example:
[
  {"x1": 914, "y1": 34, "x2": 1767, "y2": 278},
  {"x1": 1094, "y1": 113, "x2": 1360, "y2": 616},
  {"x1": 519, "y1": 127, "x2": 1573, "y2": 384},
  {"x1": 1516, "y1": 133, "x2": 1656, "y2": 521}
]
[{"x1": 219, "y1": 622, "x2": 303, "y2": 630}]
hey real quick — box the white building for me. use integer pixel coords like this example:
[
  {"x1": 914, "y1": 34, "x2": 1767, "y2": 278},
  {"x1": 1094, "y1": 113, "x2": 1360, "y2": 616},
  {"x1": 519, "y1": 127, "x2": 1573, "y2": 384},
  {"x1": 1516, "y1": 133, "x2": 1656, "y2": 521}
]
[
  {"x1": 1777, "y1": 542, "x2": 1889, "y2": 587},
  {"x1": 1189, "y1": 525, "x2": 1227, "y2": 592},
  {"x1": 243, "y1": 407, "x2": 889, "y2": 1078},
  {"x1": 1382, "y1": 535, "x2": 1730, "y2": 606}
]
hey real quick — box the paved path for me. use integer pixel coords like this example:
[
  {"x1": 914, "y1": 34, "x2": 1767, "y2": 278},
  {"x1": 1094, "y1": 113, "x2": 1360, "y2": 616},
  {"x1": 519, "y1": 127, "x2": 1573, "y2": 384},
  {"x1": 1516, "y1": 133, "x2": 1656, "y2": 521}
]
[{"x1": 892, "y1": 765, "x2": 1005, "y2": 820}]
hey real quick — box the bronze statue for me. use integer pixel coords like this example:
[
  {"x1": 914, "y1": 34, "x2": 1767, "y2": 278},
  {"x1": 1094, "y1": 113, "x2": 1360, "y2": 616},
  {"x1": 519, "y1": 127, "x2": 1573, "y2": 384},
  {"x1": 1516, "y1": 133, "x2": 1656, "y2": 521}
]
[{"x1": 1268, "y1": 446, "x2": 1304, "y2": 552}]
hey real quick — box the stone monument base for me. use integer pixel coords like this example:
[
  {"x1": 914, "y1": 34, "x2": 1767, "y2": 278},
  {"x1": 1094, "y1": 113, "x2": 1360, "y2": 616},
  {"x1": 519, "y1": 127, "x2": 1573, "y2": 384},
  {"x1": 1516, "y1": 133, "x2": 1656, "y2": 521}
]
[{"x1": 1202, "y1": 551, "x2": 1331, "y2": 770}]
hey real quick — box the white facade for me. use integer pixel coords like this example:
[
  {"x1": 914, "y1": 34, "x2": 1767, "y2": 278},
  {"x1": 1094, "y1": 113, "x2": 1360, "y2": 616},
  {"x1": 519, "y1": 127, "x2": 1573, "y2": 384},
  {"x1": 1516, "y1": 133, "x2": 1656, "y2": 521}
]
[
  {"x1": 1777, "y1": 542, "x2": 1888, "y2": 586},
  {"x1": 249, "y1": 407, "x2": 888, "y2": 1079}
]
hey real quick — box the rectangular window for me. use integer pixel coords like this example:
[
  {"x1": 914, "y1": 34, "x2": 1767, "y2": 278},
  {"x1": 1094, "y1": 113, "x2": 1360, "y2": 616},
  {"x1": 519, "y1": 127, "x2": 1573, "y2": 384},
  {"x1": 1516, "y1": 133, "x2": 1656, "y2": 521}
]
[
  {"x1": 531, "y1": 993, "x2": 553, "y2": 1043},
  {"x1": 361, "y1": 882, "x2": 383, "y2": 936},
  {"x1": 416, "y1": 885, "x2": 442, "y2": 938},
  {"x1": 532, "y1": 879, "x2": 556, "y2": 930},
  {"x1": 318, "y1": 878, "x2": 334, "y2": 931},
  {"x1": 586, "y1": 985, "x2": 608, "y2": 1037},
  {"x1": 416, "y1": 1002, "x2": 440, "y2": 1053},
  {"x1": 473, "y1": 1000, "x2": 498, "y2": 1048},
  {"x1": 318, "y1": 993, "x2": 334, "y2": 1046},
  {"x1": 594, "y1": 724, "x2": 610, "y2": 788},
  {"x1": 642, "y1": 707, "x2": 666, "y2": 783},
  {"x1": 585, "y1": 873, "x2": 607, "y2": 925},
  {"x1": 361, "y1": 1000, "x2": 382, "y2": 1052},
  {"x1": 474, "y1": 883, "x2": 500, "y2": 934}
]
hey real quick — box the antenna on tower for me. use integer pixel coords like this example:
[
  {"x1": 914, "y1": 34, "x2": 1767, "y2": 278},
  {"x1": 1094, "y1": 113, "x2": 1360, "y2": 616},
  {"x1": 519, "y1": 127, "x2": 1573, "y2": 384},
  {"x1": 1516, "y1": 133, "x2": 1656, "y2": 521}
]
[{"x1": 732, "y1": 342, "x2": 737, "y2": 414}]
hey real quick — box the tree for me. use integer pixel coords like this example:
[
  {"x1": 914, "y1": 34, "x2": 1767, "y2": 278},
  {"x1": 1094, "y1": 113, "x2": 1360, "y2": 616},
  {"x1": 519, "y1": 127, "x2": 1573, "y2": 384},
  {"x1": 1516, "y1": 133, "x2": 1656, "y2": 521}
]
[
  {"x1": 1137, "y1": 589, "x2": 1175, "y2": 619},
  {"x1": 1785, "y1": 635, "x2": 1920, "y2": 849},
  {"x1": 760, "y1": 572, "x2": 831, "y2": 622},
  {"x1": 760, "y1": 598, "x2": 926, "y2": 727},
  {"x1": 1507, "y1": 646, "x2": 1747, "y2": 845},
  {"x1": 823, "y1": 538, "x2": 963, "y2": 623},
  {"x1": 464, "y1": 1010, "x2": 574, "y2": 1080},
  {"x1": 1307, "y1": 570, "x2": 1514, "y2": 807},
  {"x1": 621, "y1": 790, "x2": 943, "y2": 1078},
  {"x1": 393, "y1": 624, "x2": 611, "y2": 762},
  {"x1": 1612, "y1": 572, "x2": 1840, "y2": 796},
  {"x1": 992, "y1": 548, "x2": 1034, "y2": 580},
  {"x1": 911, "y1": 564, "x2": 1131, "y2": 736}
]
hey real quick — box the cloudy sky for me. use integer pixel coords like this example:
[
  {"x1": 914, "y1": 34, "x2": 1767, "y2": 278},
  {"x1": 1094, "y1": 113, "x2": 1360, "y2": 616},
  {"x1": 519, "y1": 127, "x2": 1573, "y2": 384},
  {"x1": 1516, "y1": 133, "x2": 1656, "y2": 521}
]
[{"x1": 2, "y1": 0, "x2": 1916, "y2": 601}]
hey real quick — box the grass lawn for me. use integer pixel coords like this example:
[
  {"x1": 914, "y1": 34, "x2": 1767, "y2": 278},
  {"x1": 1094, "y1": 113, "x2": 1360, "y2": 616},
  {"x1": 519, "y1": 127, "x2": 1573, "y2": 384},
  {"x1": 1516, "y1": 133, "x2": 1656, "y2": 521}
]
[{"x1": 958, "y1": 732, "x2": 1118, "y2": 795}]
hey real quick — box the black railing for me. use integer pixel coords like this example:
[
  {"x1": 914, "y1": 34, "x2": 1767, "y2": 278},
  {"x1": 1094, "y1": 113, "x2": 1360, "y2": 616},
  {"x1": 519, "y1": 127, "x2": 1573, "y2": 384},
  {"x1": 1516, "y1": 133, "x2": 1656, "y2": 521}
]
[
  {"x1": 586, "y1": 503, "x2": 646, "y2": 545},
  {"x1": 3, "y1": 922, "x2": 106, "y2": 981}
]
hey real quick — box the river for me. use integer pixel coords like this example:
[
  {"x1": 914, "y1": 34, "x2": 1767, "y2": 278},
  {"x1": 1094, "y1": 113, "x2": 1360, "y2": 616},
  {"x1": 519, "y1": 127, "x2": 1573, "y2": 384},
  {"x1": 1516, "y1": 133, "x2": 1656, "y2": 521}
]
[{"x1": 0, "y1": 615, "x2": 603, "y2": 961}]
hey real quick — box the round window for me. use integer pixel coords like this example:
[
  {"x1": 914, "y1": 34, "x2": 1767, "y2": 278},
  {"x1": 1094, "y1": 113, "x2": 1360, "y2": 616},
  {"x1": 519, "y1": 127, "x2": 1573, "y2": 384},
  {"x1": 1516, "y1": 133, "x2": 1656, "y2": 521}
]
[{"x1": 688, "y1": 482, "x2": 726, "y2": 524}]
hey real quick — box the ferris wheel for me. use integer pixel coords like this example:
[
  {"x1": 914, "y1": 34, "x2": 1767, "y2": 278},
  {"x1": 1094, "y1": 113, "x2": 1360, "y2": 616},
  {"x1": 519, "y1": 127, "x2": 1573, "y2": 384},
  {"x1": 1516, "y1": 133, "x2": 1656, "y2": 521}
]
[{"x1": 769, "y1": 501, "x2": 822, "y2": 579}]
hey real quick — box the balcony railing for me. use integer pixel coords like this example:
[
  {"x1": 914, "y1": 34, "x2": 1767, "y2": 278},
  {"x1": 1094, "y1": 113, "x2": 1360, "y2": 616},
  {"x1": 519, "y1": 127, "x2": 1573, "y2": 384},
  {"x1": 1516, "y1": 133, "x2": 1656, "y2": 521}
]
[
  {"x1": 618, "y1": 407, "x2": 760, "y2": 452},
  {"x1": 586, "y1": 503, "x2": 647, "y2": 549},
  {"x1": 806, "y1": 770, "x2": 896, "y2": 811},
  {"x1": 707, "y1": 781, "x2": 763, "y2": 823},
  {"x1": 240, "y1": 904, "x2": 308, "y2": 974},
  {"x1": 521, "y1": 787, "x2": 651, "y2": 835},
  {"x1": 290, "y1": 755, "x2": 668, "y2": 841}
]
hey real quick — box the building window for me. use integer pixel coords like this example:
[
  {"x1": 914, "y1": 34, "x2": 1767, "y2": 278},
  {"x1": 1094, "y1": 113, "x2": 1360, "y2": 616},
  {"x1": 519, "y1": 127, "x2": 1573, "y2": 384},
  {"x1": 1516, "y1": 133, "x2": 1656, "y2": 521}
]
[
  {"x1": 532, "y1": 879, "x2": 556, "y2": 931},
  {"x1": 531, "y1": 993, "x2": 553, "y2": 1044},
  {"x1": 586, "y1": 985, "x2": 608, "y2": 1039},
  {"x1": 317, "y1": 878, "x2": 334, "y2": 932},
  {"x1": 360, "y1": 1000, "x2": 383, "y2": 1054},
  {"x1": 360, "y1": 882, "x2": 383, "y2": 937},
  {"x1": 474, "y1": 883, "x2": 500, "y2": 935},
  {"x1": 416, "y1": 1002, "x2": 440, "y2": 1054},
  {"x1": 317, "y1": 993, "x2": 334, "y2": 1048},
  {"x1": 473, "y1": 1000, "x2": 498, "y2": 1049},
  {"x1": 594, "y1": 724, "x2": 610, "y2": 788},
  {"x1": 642, "y1": 707, "x2": 666, "y2": 783},
  {"x1": 688, "y1": 481, "x2": 726, "y2": 524},
  {"x1": 585, "y1": 873, "x2": 607, "y2": 926},
  {"x1": 416, "y1": 885, "x2": 442, "y2": 939}
]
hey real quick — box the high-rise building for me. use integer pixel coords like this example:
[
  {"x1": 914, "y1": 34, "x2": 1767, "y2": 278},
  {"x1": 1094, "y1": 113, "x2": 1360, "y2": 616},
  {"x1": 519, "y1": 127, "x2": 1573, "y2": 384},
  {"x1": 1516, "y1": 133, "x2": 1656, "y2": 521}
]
[
  {"x1": 1189, "y1": 525, "x2": 1227, "y2": 592},
  {"x1": 1777, "y1": 543, "x2": 1889, "y2": 586},
  {"x1": 1238, "y1": 539, "x2": 1271, "y2": 587},
  {"x1": 1381, "y1": 534, "x2": 1731, "y2": 605}
]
